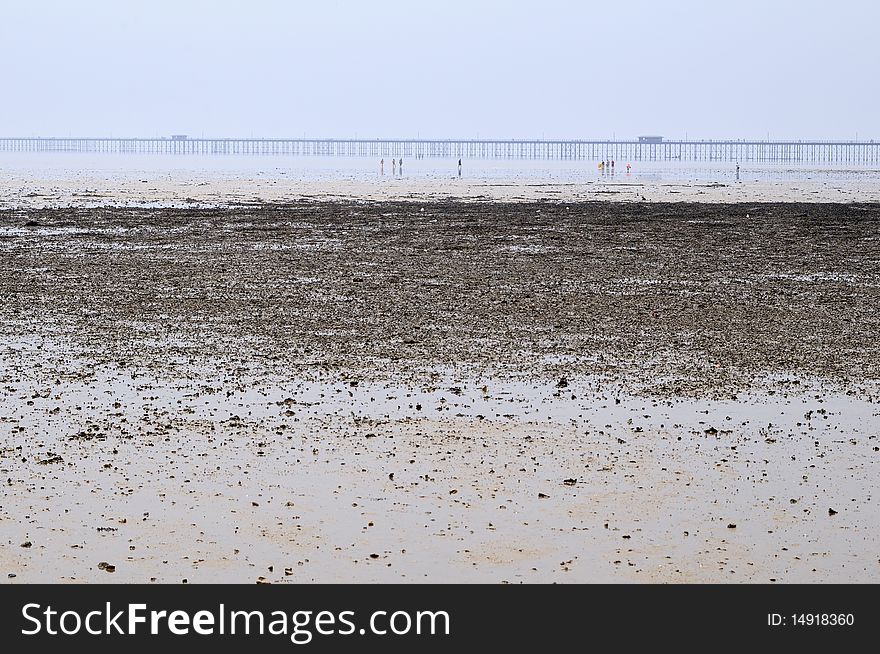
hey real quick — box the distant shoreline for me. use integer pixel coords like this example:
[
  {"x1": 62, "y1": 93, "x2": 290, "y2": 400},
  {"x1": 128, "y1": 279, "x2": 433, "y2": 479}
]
[{"x1": 2, "y1": 178, "x2": 880, "y2": 208}]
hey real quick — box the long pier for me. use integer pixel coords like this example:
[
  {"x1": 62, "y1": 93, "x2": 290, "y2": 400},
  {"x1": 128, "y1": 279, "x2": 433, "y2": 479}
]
[{"x1": 1, "y1": 137, "x2": 878, "y2": 164}]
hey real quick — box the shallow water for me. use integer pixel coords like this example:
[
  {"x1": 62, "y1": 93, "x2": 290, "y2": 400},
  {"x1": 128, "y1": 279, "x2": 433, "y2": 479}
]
[
  {"x1": 2, "y1": 151, "x2": 878, "y2": 185},
  {"x1": 3, "y1": 152, "x2": 879, "y2": 207}
]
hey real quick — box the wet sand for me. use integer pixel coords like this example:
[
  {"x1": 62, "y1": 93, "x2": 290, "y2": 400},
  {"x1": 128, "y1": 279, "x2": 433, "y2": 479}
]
[
  {"x1": 3, "y1": 169, "x2": 880, "y2": 208},
  {"x1": 1, "y1": 201, "x2": 879, "y2": 583}
]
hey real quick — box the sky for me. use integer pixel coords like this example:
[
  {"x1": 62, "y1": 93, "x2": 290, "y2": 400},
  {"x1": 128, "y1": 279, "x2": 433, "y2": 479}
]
[{"x1": 1, "y1": 0, "x2": 877, "y2": 140}]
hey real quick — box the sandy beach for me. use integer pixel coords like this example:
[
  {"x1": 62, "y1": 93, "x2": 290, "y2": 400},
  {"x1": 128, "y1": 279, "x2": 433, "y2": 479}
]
[
  {"x1": 3, "y1": 155, "x2": 880, "y2": 209},
  {"x1": 1, "y1": 200, "x2": 878, "y2": 583}
]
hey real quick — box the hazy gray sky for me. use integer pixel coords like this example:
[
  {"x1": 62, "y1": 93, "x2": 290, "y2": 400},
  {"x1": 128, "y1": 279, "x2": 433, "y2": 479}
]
[{"x1": 1, "y1": 0, "x2": 876, "y2": 139}]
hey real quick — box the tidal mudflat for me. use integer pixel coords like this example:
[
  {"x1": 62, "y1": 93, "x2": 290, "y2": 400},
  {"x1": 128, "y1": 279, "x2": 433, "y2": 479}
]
[{"x1": 1, "y1": 201, "x2": 878, "y2": 582}]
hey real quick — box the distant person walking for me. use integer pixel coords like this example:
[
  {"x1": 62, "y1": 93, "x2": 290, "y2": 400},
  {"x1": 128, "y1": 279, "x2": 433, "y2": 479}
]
[
  {"x1": 380, "y1": 158, "x2": 384, "y2": 176},
  {"x1": 736, "y1": 163, "x2": 740, "y2": 181},
  {"x1": 626, "y1": 163, "x2": 631, "y2": 174},
  {"x1": 392, "y1": 158, "x2": 397, "y2": 175},
  {"x1": 458, "y1": 158, "x2": 462, "y2": 177},
  {"x1": 611, "y1": 160, "x2": 615, "y2": 170},
  {"x1": 399, "y1": 158, "x2": 403, "y2": 176}
]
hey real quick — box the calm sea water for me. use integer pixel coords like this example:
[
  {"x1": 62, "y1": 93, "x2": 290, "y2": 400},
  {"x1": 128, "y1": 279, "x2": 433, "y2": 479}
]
[{"x1": 2, "y1": 152, "x2": 877, "y2": 186}]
